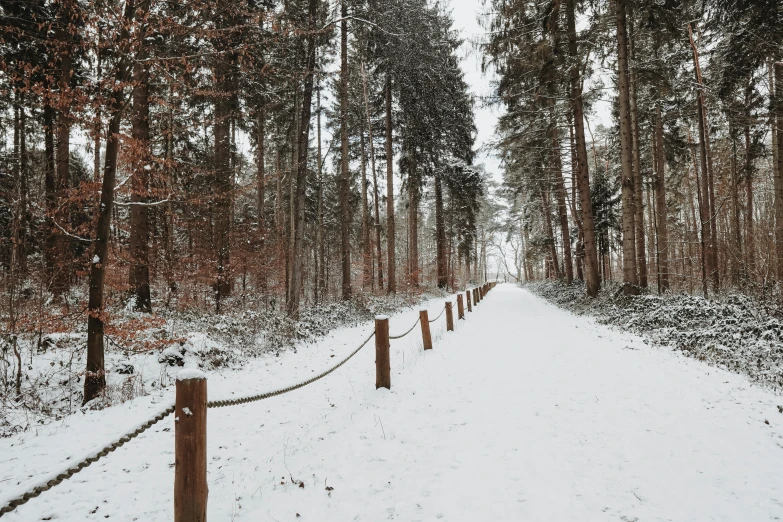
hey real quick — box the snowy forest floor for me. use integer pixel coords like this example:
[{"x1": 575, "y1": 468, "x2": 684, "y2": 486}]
[
  {"x1": 528, "y1": 280, "x2": 783, "y2": 392},
  {"x1": 2, "y1": 284, "x2": 783, "y2": 520},
  {"x1": 1, "y1": 289, "x2": 444, "y2": 437}
]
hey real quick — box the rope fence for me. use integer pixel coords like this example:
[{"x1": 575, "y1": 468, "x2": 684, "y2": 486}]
[{"x1": 0, "y1": 282, "x2": 498, "y2": 520}]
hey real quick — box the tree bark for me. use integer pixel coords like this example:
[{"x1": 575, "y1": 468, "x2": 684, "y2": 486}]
[
  {"x1": 549, "y1": 104, "x2": 573, "y2": 285},
  {"x1": 385, "y1": 75, "x2": 396, "y2": 294},
  {"x1": 129, "y1": 35, "x2": 152, "y2": 312},
  {"x1": 339, "y1": 0, "x2": 353, "y2": 300},
  {"x1": 53, "y1": 0, "x2": 74, "y2": 297},
  {"x1": 540, "y1": 184, "x2": 560, "y2": 279},
  {"x1": 316, "y1": 88, "x2": 326, "y2": 302},
  {"x1": 361, "y1": 62, "x2": 383, "y2": 291},
  {"x1": 566, "y1": 0, "x2": 600, "y2": 296},
  {"x1": 213, "y1": 58, "x2": 232, "y2": 307},
  {"x1": 408, "y1": 160, "x2": 420, "y2": 287},
  {"x1": 628, "y1": 13, "x2": 647, "y2": 288},
  {"x1": 744, "y1": 94, "x2": 755, "y2": 278},
  {"x1": 729, "y1": 123, "x2": 742, "y2": 284},
  {"x1": 256, "y1": 106, "x2": 267, "y2": 292},
  {"x1": 615, "y1": 0, "x2": 638, "y2": 293},
  {"x1": 44, "y1": 97, "x2": 57, "y2": 288},
  {"x1": 84, "y1": 0, "x2": 137, "y2": 405},
  {"x1": 361, "y1": 131, "x2": 372, "y2": 289},
  {"x1": 654, "y1": 105, "x2": 669, "y2": 292},
  {"x1": 434, "y1": 167, "x2": 447, "y2": 288},
  {"x1": 688, "y1": 23, "x2": 718, "y2": 293},
  {"x1": 774, "y1": 62, "x2": 783, "y2": 293},
  {"x1": 287, "y1": 0, "x2": 318, "y2": 316}
]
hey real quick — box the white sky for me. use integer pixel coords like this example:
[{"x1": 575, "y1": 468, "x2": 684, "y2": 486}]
[{"x1": 445, "y1": 0, "x2": 504, "y2": 184}]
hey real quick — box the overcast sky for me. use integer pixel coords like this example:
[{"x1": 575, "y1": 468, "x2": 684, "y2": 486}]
[{"x1": 444, "y1": 0, "x2": 505, "y2": 185}]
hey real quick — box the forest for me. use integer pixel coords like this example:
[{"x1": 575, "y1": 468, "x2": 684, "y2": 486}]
[
  {"x1": 1, "y1": 0, "x2": 783, "y2": 430},
  {"x1": 484, "y1": 0, "x2": 782, "y2": 300},
  {"x1": 2, "y1": 1, "x2": 783, "y2": 520},
  {"x1": 0, "y1": 0, "x2": 488, "y2": 422}
]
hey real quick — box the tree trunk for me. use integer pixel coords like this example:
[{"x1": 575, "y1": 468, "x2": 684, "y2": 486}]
[
  {"x1": 360, "y1": 131, "x2": 372, "y2": 289},
  {"x1": 361, "y1": 62, "x2": 384, "y2": 291},
  {"x1": 338, "y1": 1, "x2": 353, "y2": 300},
  {"x1": 434, "y1": 167, "x2": 447, "y2": 288},
  {"x1": 744, "y1": 102, "x2": 755, "y2": 279},
  {"x1": 550, "y1": 103, "x2": 573, "y2": 284},
  {"x1": 44, "y1": 97, "x2": 57, "y2": 285},
  {"x1": 774, "y1": 62, "x2": 783, "y2": 293},
  {"x1": 287, "y1": 0, "x2": 318, "y2": 317},
  {"x1": 129, "y1": 42, "x2": 152, "y2": 312},
  {"x1": 540, "y1": 185, "x2": 560, "y2": 279},
  {"x1": 408, "y1": 162, "x2": 420, "y2": 286},
  {"x1": 615, "y1": 0, "x2": 638, "y2": 293},
  {"x1": 84, "y1": 0, "x2": 137, "y2": 405},
  {"x1": 688, "y1": 129, "x2": 709, "y2": 297},
  {"x1": 53, "y1": 12, "x2": 73, "y2": 297},
  {"x1": 316, "y1": 88, "x2": 326, "y2": 302},
  {"x1": 628, "y1": 13, "x2": 647, "y2": 288},
  {"x1": 729, "y1": 123, "x2": 742, "y2": 284},
  {"x1": 213, "y1": 61, "x2": 232, "y2": 307},
  {"x1": 688, "y1": 24, "x2": 718, "y2": 293},
  {"x1": 654, "y1": 105, "x2": 669, "y2": 292},
  {"x1": 257, "y1": 105, "x2": 267, "y2": 292},
  {"x1": 566, "y1": 0, "x2": 600, "y2": 296},
  {"x1": 385, "y1": 75, "x2": 396, "y2": 294}
]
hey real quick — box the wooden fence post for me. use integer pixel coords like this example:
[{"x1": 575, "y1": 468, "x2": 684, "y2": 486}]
[
  {"x1": 419, "y1": 310, "x2": 433, "y2": 350},
  {"x1": 466, "y1": 290, "x2": 472, "y2": 312},
  {"x1": 457, "y1": 294, "x2": 465, "y2": 319},
  {"x1": 474, "y1": 288, "x2": 479, "y2": 304},
  {"x1": 445, "y1": 301, "x2": 454, "y2": 331},
  {"x1": 175, "y1": 370, "x2": 208, "y2": 522},
  {"x1": 375, "y1": 316, "x2": 391, "y2": 389}
]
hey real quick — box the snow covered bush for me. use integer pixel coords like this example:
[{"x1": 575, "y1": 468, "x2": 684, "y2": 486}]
[{"x1": 529, "y1": 280, "x2": 783, "y2": 391}]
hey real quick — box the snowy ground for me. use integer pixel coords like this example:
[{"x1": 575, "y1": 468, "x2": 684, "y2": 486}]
[{"x1": 2, "y1": 284, "x2": 783, "y2": 521}]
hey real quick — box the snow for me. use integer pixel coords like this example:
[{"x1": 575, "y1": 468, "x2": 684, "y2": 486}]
[
  {"x1": 176, "y1": 369, "x2": 206, "y2": 381},
  {"x1": 2, "y1": 285, "x2": 782, "y2": 521},
  {"x1": 92, "y1": 255, "x2": 100, "y2": 264}
]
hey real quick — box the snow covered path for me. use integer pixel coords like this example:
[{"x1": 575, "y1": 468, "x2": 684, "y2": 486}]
[{"x1": 3, "y1": 284, "x2": 783, "y2": 521}]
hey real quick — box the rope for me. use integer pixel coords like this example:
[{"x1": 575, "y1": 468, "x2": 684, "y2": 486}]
[
  {"x1": 389, "y1": 316, "x2": 421, "y2": 340},
  {"x1": 0, "y1": 330, "x2": 376, "y2": 517},
  {"x1": 208, "y1": 331, "x2": 375, "y2": 408},
  {"x1": 0, "y1": 405, "x2": 175, "y2": 518},
  {"x1": 428, "y1": 306, "x2": 446, "y2": 323}
]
